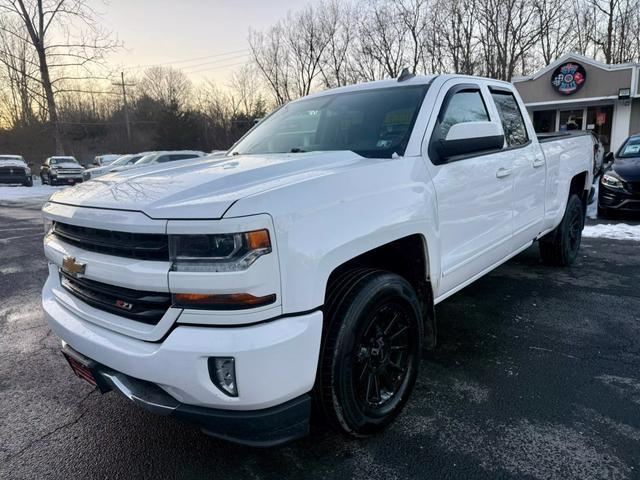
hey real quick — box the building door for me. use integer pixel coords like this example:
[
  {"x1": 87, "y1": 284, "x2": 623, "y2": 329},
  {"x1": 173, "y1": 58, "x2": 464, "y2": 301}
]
[{"x1": 586, "y1": 105, "x2": 614, "y2": 152}]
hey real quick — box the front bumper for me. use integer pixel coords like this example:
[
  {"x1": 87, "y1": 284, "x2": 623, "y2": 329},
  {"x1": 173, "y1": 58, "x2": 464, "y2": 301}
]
[
  {"x1": 50, "y1": 174, "x2": 83, "y2": 185},
  {"x1": 599, "y1": 182, "x2": 640, "y2": 211},
  {"x1": 43, "y1": 272, "x2": 323, "y2": 411},
  {"x1": 63, "y1": 344, "x2": 311, "y2": 446},
  {"x1": 0, "y1": 173, "x2": 29, "y2": 183}
]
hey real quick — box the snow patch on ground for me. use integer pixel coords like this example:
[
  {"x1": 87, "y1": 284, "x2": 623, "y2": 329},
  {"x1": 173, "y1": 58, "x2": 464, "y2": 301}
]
[
  {"x1": 0, "y1": 179, "x2": 66, "y2": 201},
  {"x1": 586, "y1": 180, "x2": 599, "y2": 220},
  {"x1": 583, "y1": 223, "x2": 640, "y2": 241}
]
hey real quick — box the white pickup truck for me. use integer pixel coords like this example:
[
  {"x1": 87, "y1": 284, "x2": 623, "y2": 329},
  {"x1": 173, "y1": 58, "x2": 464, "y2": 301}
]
[{"x1": 42, "y1": 74, "x2": 593, "y2": 446}]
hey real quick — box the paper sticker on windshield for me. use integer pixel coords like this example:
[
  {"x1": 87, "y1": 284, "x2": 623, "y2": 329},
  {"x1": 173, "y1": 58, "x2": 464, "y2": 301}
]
[{"x1": 624, "y1": 145, "x2": 640, "y2": 155}]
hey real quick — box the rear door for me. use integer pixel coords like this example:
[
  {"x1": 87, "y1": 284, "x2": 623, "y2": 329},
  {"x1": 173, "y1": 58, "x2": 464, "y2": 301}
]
[
  {"x1": 426, "y1": 80, "x2": 515, "y2": 296},
  {"x1": 488, "y1": 86, "x2": 546, "y2": 249}
]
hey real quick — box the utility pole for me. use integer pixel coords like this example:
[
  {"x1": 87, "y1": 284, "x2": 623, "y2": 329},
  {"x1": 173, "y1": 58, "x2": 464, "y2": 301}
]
[{"x1": 113, "y1": 72, "x2": 135, "y2": 147}]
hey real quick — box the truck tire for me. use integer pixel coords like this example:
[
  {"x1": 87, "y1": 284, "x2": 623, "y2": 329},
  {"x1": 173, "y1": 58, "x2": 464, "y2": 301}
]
[
  {"x1": 316, "y1": 269, "x2": 423, "y2": 437},
  {"x1": 40, "y1": 173, "x2": 47, "y2": 185},
  {"x1": 23, "y1": 176, "x2": 33, "y2": 187},
  {"x1": 539, "y1": 194, "x2": 584, "y2": 266}
]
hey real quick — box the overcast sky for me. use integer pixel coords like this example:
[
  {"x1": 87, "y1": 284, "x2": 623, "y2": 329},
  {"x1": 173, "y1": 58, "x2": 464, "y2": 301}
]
[{"x1": 101, "y1": 0, "x2": 304, "y2": 84}]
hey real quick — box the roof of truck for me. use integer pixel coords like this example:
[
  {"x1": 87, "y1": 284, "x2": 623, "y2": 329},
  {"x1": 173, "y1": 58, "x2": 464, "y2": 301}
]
[{"x1": 302, "y1": 74, "x2": 514, "y2": 101}]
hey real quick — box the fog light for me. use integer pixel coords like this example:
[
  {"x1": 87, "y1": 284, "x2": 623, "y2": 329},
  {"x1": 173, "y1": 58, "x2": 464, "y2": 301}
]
[{"x1": 208, "y1": 357, "x2": 238, "y2": 397}]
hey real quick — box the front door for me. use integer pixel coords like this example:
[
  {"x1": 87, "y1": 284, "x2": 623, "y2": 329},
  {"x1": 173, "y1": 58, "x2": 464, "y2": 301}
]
[{"x1": 427, "y1": 81, "x2": 515, "y2": 296}]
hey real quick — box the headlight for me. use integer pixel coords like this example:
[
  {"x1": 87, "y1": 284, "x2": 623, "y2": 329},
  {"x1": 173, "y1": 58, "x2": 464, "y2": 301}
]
[
  {"x1": 169, "y1": 229, "x2": 272, "y2": 272},
  {"x1": 601, "y1": 173, "x2": 623, "y2": 189},
  {"x1": 43, "y1": 217, "x2": 53, "y2": 234}
]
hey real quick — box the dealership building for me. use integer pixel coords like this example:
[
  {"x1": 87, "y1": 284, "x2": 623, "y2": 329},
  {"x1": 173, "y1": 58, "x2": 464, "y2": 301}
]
[{"x1": 513, "y1": 53, "x2": 640, "y2": 152}]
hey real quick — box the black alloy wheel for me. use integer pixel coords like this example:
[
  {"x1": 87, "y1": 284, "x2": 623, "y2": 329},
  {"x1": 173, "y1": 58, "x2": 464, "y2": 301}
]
[{"x1": 316, "y1": 269, "x2": 423, "y2": 436}]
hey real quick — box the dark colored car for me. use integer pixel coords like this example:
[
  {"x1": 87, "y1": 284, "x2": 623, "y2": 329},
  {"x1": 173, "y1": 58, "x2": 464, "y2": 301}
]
[
  {"x1": 40, "y1": 156, "x2": 85, "y2": 186},
  {"x1": 0, "y1": 155, "x2": 33, "y2": 187},
  {"x1": 598, "y1": 134, "x2": 640, "y2": 217}
]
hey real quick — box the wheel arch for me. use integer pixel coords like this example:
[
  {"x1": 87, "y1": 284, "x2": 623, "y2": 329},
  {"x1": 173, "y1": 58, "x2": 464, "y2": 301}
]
[{"x1": 324, "y1": 234, "x2": 437, "y2": 348}]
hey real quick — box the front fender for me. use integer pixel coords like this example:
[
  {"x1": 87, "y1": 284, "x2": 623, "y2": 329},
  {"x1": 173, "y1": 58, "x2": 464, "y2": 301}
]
[{"x1": 225, "y1": 156, "x2": 440, "y2": 314}]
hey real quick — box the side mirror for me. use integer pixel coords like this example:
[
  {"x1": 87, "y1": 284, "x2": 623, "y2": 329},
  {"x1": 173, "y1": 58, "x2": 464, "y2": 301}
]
[
  {"x1": 438, "y1": 121, "x2": 504, "y2": 161},
  {"x1": 604, "y1": 151, "x2": 614, "y2": 166}
]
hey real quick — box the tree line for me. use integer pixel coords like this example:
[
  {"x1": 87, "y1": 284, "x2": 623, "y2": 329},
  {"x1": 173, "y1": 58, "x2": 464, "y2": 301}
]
[
  {"x1": 1, "y1": 0, "x2": 639, "y2": 164},
  {"x1": 250, "y1": 0, "x2": 640, "y2": 104}
]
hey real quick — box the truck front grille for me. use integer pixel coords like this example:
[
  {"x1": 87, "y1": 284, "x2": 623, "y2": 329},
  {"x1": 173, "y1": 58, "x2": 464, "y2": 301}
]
[
  {"x1": 0, "y1": 166, "x2": 27, "y2": 177},
  {"x1": 53, "y1": 222, "x2": 169, "y2": 261},
  {"x1": 60, "y1": 271, "x2": 171, "y2": 324}
]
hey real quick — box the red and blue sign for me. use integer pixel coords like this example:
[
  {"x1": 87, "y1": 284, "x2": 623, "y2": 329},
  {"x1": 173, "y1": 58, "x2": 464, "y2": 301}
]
[{"x1": 551, "y1": 62, "x2": 586, "y2": 95}]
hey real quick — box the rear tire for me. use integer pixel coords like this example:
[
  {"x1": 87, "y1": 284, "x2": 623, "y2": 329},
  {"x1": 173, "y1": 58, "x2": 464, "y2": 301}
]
[
  {"x1": 539, "y1": 194, "x2": 584, "y2": 266},
  {"x1": 315, "y1": 269, "x2": 423, "y2": 437}
]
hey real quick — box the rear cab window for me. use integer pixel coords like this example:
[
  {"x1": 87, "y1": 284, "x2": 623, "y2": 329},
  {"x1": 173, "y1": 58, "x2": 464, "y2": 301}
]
[{"x1": 489, "y1": 88, "x2": 529, "y2": 147}]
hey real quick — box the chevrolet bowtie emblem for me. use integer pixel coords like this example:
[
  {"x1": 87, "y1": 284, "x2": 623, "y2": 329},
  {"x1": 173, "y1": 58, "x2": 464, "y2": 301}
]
[{"x1": 62, "y1": 256, "x2": 86, "y2": 276}]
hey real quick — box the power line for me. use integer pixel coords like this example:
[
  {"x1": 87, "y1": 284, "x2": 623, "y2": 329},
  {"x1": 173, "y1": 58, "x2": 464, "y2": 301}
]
[
  {"x1": 180, "y1": 53, "x2": 250, "y2": 73},
  {"x1": 122, "y1": 48, "x2": 250, "y2": 71},
  {"x1": 184, "y1": 60, "x2": 251, "y2": 75}
]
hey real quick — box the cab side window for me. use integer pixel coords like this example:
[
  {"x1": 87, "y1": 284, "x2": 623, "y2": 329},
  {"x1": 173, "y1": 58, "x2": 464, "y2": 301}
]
[
  {"x1": 440, "y1": 90, "x2": 490, "y2": 138},
  {"x1": 490, "y1": 90, "x2": 528, "y2": 147},
  {"x1": 170, "y1": 154, "x2": 199, "y2": 161},
  {"x1": 155, "y1": 155, "x2": 171, "y2": 163}
]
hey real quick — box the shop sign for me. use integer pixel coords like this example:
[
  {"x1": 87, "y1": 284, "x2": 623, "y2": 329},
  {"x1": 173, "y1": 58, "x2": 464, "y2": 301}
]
[{"x1": 551, "y1": 62, "x2": 586, "y2": 95}]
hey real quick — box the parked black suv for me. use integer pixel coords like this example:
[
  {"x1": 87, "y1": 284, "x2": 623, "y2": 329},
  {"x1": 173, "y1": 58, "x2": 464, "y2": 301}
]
[{"x1": 0, "y1": 155, "x2": 33, "y2": 187}]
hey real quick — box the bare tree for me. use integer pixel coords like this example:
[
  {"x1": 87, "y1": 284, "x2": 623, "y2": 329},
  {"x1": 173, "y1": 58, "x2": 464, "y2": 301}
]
[
  {"x1": 227, "y1": 64, "x2": 266, "y2": 118},
  {"x1": 138, "y1": 66, "x2": 192, "y2": 109},
  {"x1": 0, "y1": 0, "x2": 117, "y2": 153},
  {"x1": 478, "y1": 0, "x2": 541, "y2": 80},
  {"x1": 357, "y1": 0, "x2": 409, "y2": 78},
  {"x1": 535, "y1": 0, "x2": 573, "y2": 64},
  {"x1": 318, "y1": 0, "x2": 358, "y2": 88},
  {"x1": 249, "y1": 23, "x2": 293, "y2": 105}
]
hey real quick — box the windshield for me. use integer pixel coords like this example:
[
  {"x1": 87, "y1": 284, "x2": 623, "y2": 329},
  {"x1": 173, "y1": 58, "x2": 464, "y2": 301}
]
[
  {"x1": 50, "y1": 157, "x2": 77, "y2": 165},
  {"x1": 109, "y1": 155, "x2": 137, "y2": 167},
  {"x1": 135, "y1": 154, "x2": 157, "y2": 165},
  {"x1": 619, "y1": 137, "x2": 640, "y2": 158},
  {"x1": 231, "y1": 85, "x2": 429, "y2": 158}
]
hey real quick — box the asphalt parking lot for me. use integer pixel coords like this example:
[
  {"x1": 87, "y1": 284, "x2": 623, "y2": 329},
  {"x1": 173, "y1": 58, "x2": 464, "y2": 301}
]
[{"x1": 1, "y1": 199, "x2": 639, "y2": 480}]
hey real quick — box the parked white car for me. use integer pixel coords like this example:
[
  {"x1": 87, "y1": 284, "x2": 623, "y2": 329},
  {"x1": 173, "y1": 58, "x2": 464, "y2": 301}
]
[
  {"x1": 94, "y1": 154, "x2": 122, "y2": 166},
  {"x1": 109, "y1": 150, "x2": 206, "y2": 174},
  {"x1": 42, "y1": 74, "x2": 593, "y2": 446},
  {"x1": 83, "y1": 153, "x2": 151, "y2": 180}
]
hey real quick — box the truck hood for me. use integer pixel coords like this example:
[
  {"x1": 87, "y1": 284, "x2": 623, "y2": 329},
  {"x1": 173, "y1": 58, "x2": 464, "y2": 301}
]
[
  {"x1": 0, "y1": 160, "x2": 28, "y2": 169},
  {"x1": 48, "y1": 151, "x2": 369, "y2": 219},
  {"x1": 53, "y1": 162, "x2": 83, "y2": 170}
]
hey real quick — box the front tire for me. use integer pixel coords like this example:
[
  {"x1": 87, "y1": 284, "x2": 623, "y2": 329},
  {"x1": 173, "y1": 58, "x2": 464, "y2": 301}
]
[
  {"x1": 316, "y1": 269, "x2": 423, "y2": 437},
  {"x1": 539, "y1": 194, "x2": 584, "y2": 266},
  {"x1": 23, "y1": 176, "x2": 33, "y2": 187},
  {"x1": 40, "y1": 173, "x2": 47, "y2": 185}
]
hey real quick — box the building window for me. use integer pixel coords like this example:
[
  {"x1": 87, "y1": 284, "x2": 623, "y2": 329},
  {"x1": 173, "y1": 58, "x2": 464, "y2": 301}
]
[
  {"x1": 559, "y1": 109, "x2": 584, "y2": 131},
  {"x1": 533, "y1": 110, "x2": 556, "y2": 133}
]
